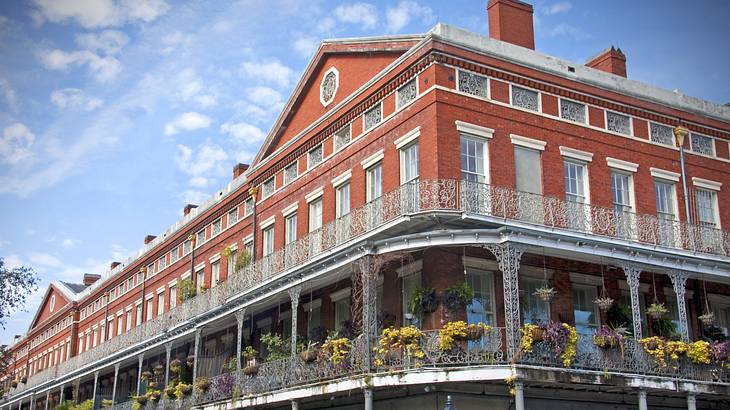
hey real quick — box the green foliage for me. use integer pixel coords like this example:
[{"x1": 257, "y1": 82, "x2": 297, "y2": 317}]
[
  {"x1": 408, "y1": 286, "x2": 437, "y2": 314},
  {"x1": 234, "y1": 249, "x2": 252, "y2": 272},
  {"x1": 260, "y1": 333, "x2": 288, "y2": 362},
  {"x1": 242, "y1": 346, "x2": 258, "y2": 360},
  {"x1": 0, "y1": 257, "x2": 38, "y2": 329},
  {"x1": 652, "y1": 317, "x2": 677, "y2": 338},
  {"x1": 177, "y1": 278, "x2": 196, "y2": 303},
  {"x1": 607, "y1": 303, "x2": 633, "y2": 334},
  {"x1": 101, "y1": 399, "x2": 113, "y2": 408},
  {"x1": 444, "y1": 282, "x2": 474, "y2": 311},
  {"x1": 59, "y1": 400, "x2": 92, "y2": 410}
]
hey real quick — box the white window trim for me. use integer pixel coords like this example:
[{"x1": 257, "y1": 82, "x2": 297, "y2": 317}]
[
  {"x1": 604, "y1": 110, "x2": 634, "y2": 136},
  {"x1": 455, "y1": 121, "x2": 494, "y2": 139},
  {"x1": 361, "y1": 150, "x2": 384, "y2": 169},
  {"x1": 302, "y1": 298, "x2": 322, "y2": 311},
  {"x1": 305, "y1": 186, "x2": 324, "y2": 203},
  {"x1": 606, "y1": 157, "x2": 639, "y2": 173},
  {"x1": 307, "y1": 144, "x2": 323, "y2": 170},
  {"x1": 558, "y1": 97, "x2": 587, "y2": 124},
  {"x1": 331, "y1": 170, "x2": 352, "y2": 188},
  {"x1": 397, "y1": 260, "x2": 423, "y2": 278},
  {"x1": 569, "y1": 272, "x2": 603, "y2": 286},
  {"x1": 259, "y1": 215, "x2": 276, "y2": 229},
  {"x1": 208, "y1": 253, "x2": 221, "y2": 263},
  {"x1": 330, "y1": 287, "x2": 351, "y2": 302},
  {"x1": 194, "y1": 262, "x2": 206, "y2": 272},
  {"x1": 559, "y1": 146, "x2": 593, "y2": 162},
  {"x1": 243, "y1": 234, "x2": 254, "y2": 245},
  {"x1": 394, "y1": 126, "x2": 421, "y2": 150},
  {"x1": 648, "y1": 122, "x2": 677, "y2": 147},
  {"x1": 282, "y1": 202, "x2": 299, "y2": 217},
  {"x1": 510, "y1": 134, "x2": 546, "y2": 151},
  {"x1": 611, "y1": 169, "x2": 637, "y2": 212},
  {"x1": 650, "y1": 168, "x2": 680, "y2": 182},
  {"x1": 692, "y1": 177, "x2": 722, "y2": 191},
  {"x1": 181, "y1": 270, "x2": 191, "y2": 280},
  {"x1": 319, "y1": 66, "x2": 339, "y2": 107},
  {"x1": 363, "y1": 102, "x2": 383, "y2": 132}
]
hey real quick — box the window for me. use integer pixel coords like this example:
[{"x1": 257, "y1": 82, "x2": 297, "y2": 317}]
[
  {"x1": 183, "y1": 240, "x2": 192, "y2": 255},
  {"x1": 170, "y1": 247, "x2": 179, "y2": 264},
  {"x1": 195, "y1": 268, "x2": 205, "y2": 292},
  {"x1": 511, "y1": 85, "x2": 539, "y2": 111},
  {"x1": 305, "y1": 300, "x2": 322, "y2": 338},
  {"x1": 514, "y1": 146, "x2": 542, "y2": 194},
  {"x1": 212, "y1": 218, "x2": 221, "y2": 235},
  {"x1": 396, "y1": 79, "x2": 417, "y2": 108},
  {"x1": 460, "y1": 135, "x2": 488, "y2": 183},
  {"x1": 564, "y1": 161, "x2": 588, "y2": 204},
  {"x1": 560, "y1": 99, "x2": 586, "y2": 123},
  {"x1": 195, "y1": 230, "x2": 205, "y2": 247},
  {"x1": 465, "y1": 268, "x2": 496, "y2": 325},
  {"x1": 336, "y1": 182, "x2": 350, "y2": 217},
  {"x1": 573, "y1": 284, "x2": 600, "y2": 336},
  {"x1": 334, "y1": 125, "x2": 351, "y2": 151},
  {"x1": 655, "y1": 180, "x2": 678, "y2": 245},
  {"x1": 107, "y1": 320, "x2": 113, "y2": 340},
  {"x1": 125, "y1": 310, "x2": 132, "y2": 331},
  {"x1": 227, "y1": 249, "x2": 237, "y2": 276},
  {"x1": 262, "y1": 225, "x2": 274, "y2": 257},
  {"x1": 158, "y1": 255, "x2": 166, "y2": 270},
  {"x1": 135, "y1": 303, "x2": 142, "y2": 327},
  {"x1": 612, "y1": 172, "x2": 632, "y2": 212},
  {"x1": 401, "y1": 270, "x2": 422, "y2": 327},
  {"x1": 147, "y1": 263, "x2": 155, "y2": 277},
  {"x1": 366, "y1": 163, "x2": 382, "y2": 202},
  {"x1": 695, "y1": 189, "x2": 718, "y2": 228},
  {"x1": 211, "y1": 261, "x2": 220, "y2": 286},
  {"x1": 308, "y1": 199, "x2": 323, "y2": 232},
  {"x1": 116, "y1": 314, "x2": 123, "y2": 336},
  {"x1": 650, "y1": 123, "x2": 675, "y2": 146},
  {"x1": 457, "y1": 70, "x2": 488, "y2": 98},
  {"x1": 92, "y1": 328, "x2": 98, "y2": 348},
  {"x1": 521, "y1": 277, "x2": 550, "y2": 325},
  {"x1": 284, "y1": 162, "x2": 298, "y2": 185},
  {"x1": 606, "y1": 111, "x2": 631, "y2": 135},
  {"x1": 400, "y1": 142, "x2": 419, "y2": 184},
  {"x1": 228, "y1": 208, "x2": 238, "y2": 226},
  {"x1": 285, "y1": 213, "x2": 297, "y2": 245},
  {"x1": 666, "y1": 289, "x2": 691, "y2": 339},
  {"x1": 690, "y1": 133, "x2": 714, "y2": 156},
  {"x1": 244, "y1": 198, "x2": 254, "y2": 217},
  {"x1": 334, "y1": 297, "x2": 351, "y2": 332},
  {"x1": 308, "y1": 145, "x2": 323, "y2": 169},
  {"x1": 157, "y1": 292, "x2": 165, "y2": 316},
  {"x1": 363, "y1": 103, "x2": 382, "y2": 132},
  {"x1": 146, "y1": 299, "x2": 153, "y2": 321},
  {"x1": 262, "y1": 177, "x2": 275, "y2": 199}
]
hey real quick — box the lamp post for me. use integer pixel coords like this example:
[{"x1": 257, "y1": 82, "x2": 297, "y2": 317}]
[
  {"x1": 189, "y1": 234, "x2": 197, "y2": 288},
  {"x1": 443, "y1": 394, "x2": 456, "y2": 410},
  {"x1": 673, "y1": 125, "x2": 692, "y2": 224}
]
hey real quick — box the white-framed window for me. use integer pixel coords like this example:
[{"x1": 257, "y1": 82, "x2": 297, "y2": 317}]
[
  {"x1": 244, "y1": 198, "x2": 254, "y2": 217},
  {"x1": 49, "y1": 295, "x2": 56, "y2": 312},
  {"x1": 695, "y1": 188, "x2": 719, "y2": 228},
  {"x1": 116, "y1": 314, "x2": 123, "y2": 335},
  {"x1": 366, "y1": 163, "x2": 382, "y2": 202},
  {"x1": 334, "y1": 297, "x2": 351, "y2": 332},
  {"x1": 334, "y1": 124, "x2": 351, "y2": 152},
  {"x1": 521, "y1": 277, "x2": 550, "y2": 325},
  {"x1": 125, "y1": 310, "x2": 132, "y2": 331},
  {"x1": 170, "y1": 247, "x2": 179, "y2": 264},
  {"x1": 606, "y1": 111, "x2": 631, "y2": 135},
  {"x1": 262, "y1": 177, "x2": 275, "y2": 199},
  {"x1": 212, "y1": 218, "x2": 221, "y2": 235},
  {"x1": 147, "y1": 262, "x2": 155, "y2": 277},
  {"x1": 690, "y1": 133, "x2": 715, "y2": 156},
  {"x1": 655, "y1": 179, "x2": 679, "y2": 246},
  {"x1": 573, "y1": 284, "x2": 600, "y2": 336},
  {"x1": 227, "y1": 248, "x2": 238, "y2": 275},
  {"x1": 559, "y1": 98, "x2": 586, "y2": 123},
  {"x1": 457, "y1": 69, "x2": 488, "y2": 98},
  {"x1": 401, "y1": 267, "x2": 422, "y2": 327},
  {"x1": 169, "y1": 285, "x2": 177, "y2": 309},
  {"x1": 305, "y1": 299, "x2": 322, "y2": 337},
  {"x1": 465, "y1": 268, "x2": 496, "y2": 325},
  {"x1": 460, "y1": 134, "x2": 488, "y2": 183},
  {"x1": 146, "y1": 298, "x2": 154, "y2": 321},
  {"x1": 308, "y1": 144, "x2": 323, "y2": 169},
  {"x1": 649, "y1": 122, "x2": 675, "y2": 146},
  {"x1": 514, "y1": 146, "x2": 542, "y2": 194},
  {"x1": 284, "y1": 162, "x2": 298, "y2": 185},
  {"x1": 195, "y1": 229, "x2": 205, "y2": 247},
  {"x1": 135, "y1": 302, "x2": 142, "y2": 327},
  {"x1": 92, "y1": 328, "x2": 98, "y2": 348},
  {"x1": 158, "y1": 255, "x2": 166, "y2": 270},
  {"x1": 309, "y1": 198, "x2": 323, "y2": 232},
  {"x1": 320, "y1": 66, "x2": 338, "y2": 106},
  {"x1": 285, "y1": 213, "x2": 297, "y2": 245},
  {"x1": 107, "y1": 320, "x2": 113, "y2": 340},
  {"x1": 211, "y1": 261, "x2": 220, "y2": 286},
  {"x1": 564, "y1": 160, "x2": 588, "y2": 204},
  {"x1": 262, "y1": 225, "x2": 274, "y2": 257},
  {"x1": 363, "y1": 103, "x2": 382, "y2": 132},
  {"x1": 336, "y1": 182, "x2": 350, "y2": 218},
  {"x1": 400, "y1": 142, "x2": 419, "y2": 185},
  {"x1": 612, "y1": 171, "x2": 634, "y2": 212},
  {"x1": 396, "y1": 79, "x2": 418, "y2": 108},
  {"x1": 183, "y1": 239, "x2": 192, "y2": 255},
  {"x1": 511, "y1": 85, "x2": 539, "y2": 111},
  {"x1": 157, "y1": 292, "x2": 165, "y2": 316},
  {"x1": 228, "y1": 207, "x2": 238, "y2": 226}
]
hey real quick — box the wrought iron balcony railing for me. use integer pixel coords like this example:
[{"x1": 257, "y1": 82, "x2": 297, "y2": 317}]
[{"x1": 10, "y1": 180, "x2": 730, "y2": 399}]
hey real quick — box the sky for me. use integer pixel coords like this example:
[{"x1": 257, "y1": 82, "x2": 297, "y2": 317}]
[{"x1": 0, "y1": 0, "x2": 729, "y2": 344}]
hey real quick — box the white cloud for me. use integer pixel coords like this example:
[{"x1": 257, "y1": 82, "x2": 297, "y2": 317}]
[
  {"x1": 220, "y1": 121, "x2": 266, "y2": 145},
  {"x1": 0, "y1": 77, "x2": 18, "y2": 112},
  {"x1": 51, "y1": 88, "x2": 104, "y2": 111},
  {"x1": 175, "y1": 68, "x2": 217, "y2": 108},
  {"x1": 386, "y1": 1, "x2": 435, "y2": 33},
  {"x1": 240, "y1": 60, "x2": 293, "y2": 88},
  {"x1": 334, "y1": 2, "x2": 378, "y2": 30},
  {"x1": 0, "y1": 123, "x2": 35, "y2": 165},
  {"x1": 541, "y1": 1, "x2": 572, "y2": 15},
  {"x1": 545, "y1": 23, "x2": 590, "y2": 40},
  {"x1": 174, "y1": 141, "x2": 228, "y2": 186},
  {"x1": 31, "y1": 0, "x2": 170, "y2": 29},
  {"x1": 61, "y1": 238, "x2": 77, "y2": 248},
  {"x1": 246, "y1": 86, "x2": 282, "y2": 108},
  {"x1": 27, "y1": 251, "x2": 63, "y2": 269},
  {"x1": 164, "y1": 111, "x2": 211, "y2": 136},
  {"x1": 3, "y1": 254, "x2": 23, "y2": 269},
  {"x1": 160, "y1": 30, "x2": 194, "y2": 53},
  {"x1": 180, "y1": 189, "x2": 210, "y2": 206},
  {"x1": 39, "y1": 49, "x2": 122, "y2": 83},
  {"x1": 75, "y1": 29, "x2": 129, "y2": 54},
  {"x1": 293, "y1": 36, "x2": 318, "y2": 58}
]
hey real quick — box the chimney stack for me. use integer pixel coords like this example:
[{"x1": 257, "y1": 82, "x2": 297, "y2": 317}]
[
  {"x1": 83, "y1": 273, "x2": 101, "y2": 286},
  {"x1": 233, "y1": 163, "x2": 249, "y2": 179},
  {"x1": 586, "y1": 46, "x2": 627, "y2": 78},
  {"x1": 487, "y1": 0, "x2": 535, "y2": 50},
  {"x1": 183, "y1": 204, "x2": 198, "y2": 216},
  {"x1": 144, "y1": 235, "x2": 157, "y2": 244},
  {"x1": 110, "y1": 261, "x2": 121, "y2": 270}
]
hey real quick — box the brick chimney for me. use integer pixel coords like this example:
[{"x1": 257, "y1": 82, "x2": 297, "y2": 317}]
[
  {"x1": 233, "y1": 163, "x2": 249, "y2": 179},
  {"x1": 487, "y1": 0, "x2": 535, "y2": 50},
  {"x1": 110, "y1": 261, "x2": 121, "y2": 270},
  {"x1": 586, "y1": 46, "x2": 627, "y2": 78},
  {"x1": 144, "y1": 235, "x2": 157, "y2": 244},
  {"x1": 183, "y1": 204, "x2": 198, "y2": 216},
  {"x1": 83, "y1": 274, "x2": 101, "y2": 286}
]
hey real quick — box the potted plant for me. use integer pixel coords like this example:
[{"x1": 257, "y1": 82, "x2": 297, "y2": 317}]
[
  {"x1": 543, "y1": 321, "x2": 579, "y2": 367},
  {"x1": 153, "y1": 364, "x2": 164, "y2": 376},
  {"x1": 711, "y1": 340, "x2": 730, "y2": 363},
  {"x1": 408, "y1": 286, "x2": 438, "y2": 315},
  {"x1": 146, "y1": 389, "x2": 161, "y2": 403},
  {"x1": 175, "y1": 383, "x2": 193, "y2": 398},
  {"x1": 593, "y1": 295, "x2": 614, "y2": 312},
  {"x1": 443, "y1": 282, "x2": 474, "y2": 313},
  {"x1": 533, "y1": 286, "x2": 556, "y2": 303},
  {"x1": 135, "y1": 395, "x2": 148, "y2": 406},
  {"x1": 260, "y1": 333, "x2": 288, "y2": 362},
  {"x1": 321, "y1": 337, "x2": 352, "y2": 365},
  {"x1": 10, "y1": 380, "x2": 17, "y2": 389},
  {"x1": 647, "y1": 302, "x2": 668, "y2": 319},
  {"x1": 651, "y1": 317, "x2": 676, "y2": 338},
  {"x1": 186, "y1": 355, "x2": 195, "y2": 368},
  {"x1": 687, "y1": 340, "x2": 711, "y2": 365},
  {"x1": 141, "y1": 370, "x2": 153, "y2": 382},
  {"x1": 169, "y1": 358, "x2": 182, "y2": 374},
  {"x1": 195, "y1": 377, "x2": 210, "y2": 393},
  {"x1": 466, "y1": 322, "x2": 491, "y2": 341},
  {"x1": 102, "y1": 399, "x2": 113, "y2": 408},
  {"x1": 242, "y1": 346, "x2": 259, "y2": 375},
  {"x1": 299, "y1": 341, "x2": 319, "y2": 363},
  {"x1": 147, "y1": 381, "x2": 157, "y2": 389},
  {"x1": 165, "y1": 387, "x2": 177, "y2": 400},
  {"x1": 698, "y1": 311, "x2": 715, "y2": 327},
  {"x1": 592, "y1": 326, "x2": 622, "y2": 349}
]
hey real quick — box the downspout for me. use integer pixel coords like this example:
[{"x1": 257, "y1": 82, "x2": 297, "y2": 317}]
[
  {"x1": 140, "y1": 267, "x2": 147, "y2": 324},
  {"x1": 249, "y1": 187, "x2": 259, "y2": 260}
]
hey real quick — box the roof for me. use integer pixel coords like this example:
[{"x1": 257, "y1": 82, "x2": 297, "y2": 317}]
[{"x1": 60, "y1": 282, "x2": 87, "y2": 294}]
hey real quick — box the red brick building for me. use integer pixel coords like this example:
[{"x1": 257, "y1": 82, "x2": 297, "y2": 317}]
[{"x1": 3, "y1": 1, "x2": 730, "y2": 409}]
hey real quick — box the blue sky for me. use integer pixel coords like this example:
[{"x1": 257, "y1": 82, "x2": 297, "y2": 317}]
[{"x1": 0, "y1": 0, "x2": 728, "y2": 344}]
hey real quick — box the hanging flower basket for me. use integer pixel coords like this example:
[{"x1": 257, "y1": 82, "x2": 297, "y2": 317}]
[
  {"x1": 594, "y1": 296, "x2": 614, "y2": 312},
  {"x1": 10, "y1": 381, "x2": 17, "y2": 388},
  {"x1": 186, "y1": 355, "x2": 195, "y2": 367},
  {"x1": 165, "y1": 387, "x2": 177, "y2": 399},
  {"x1": 593, "y1": 327, "x2": 622, "y2": 349},
  {"x1": 195, "y1": 377, "x2": 211, "y2": 393},
  {"x1": 533, "y1": 286, "x2": 556, "y2": 303},
  {"x1": 170, "y1": 358, "x2": 182, "y2": 374},
  {"x1": 698, "y1": 311, "x2": 715, "y2": 326},
  {"x1": 177, "y1": 383, "x2": 193, "y2": 397},
  {"x1": 153, "y1": 364, "x2": 164, "y2": 376},
  {"x1": 147, "y1": 381, "x2": 157, "y2": 389},
  {"x1": 299, "y1": 349, "x2": 319, "y2": 363},
  {"x1": 647, "y1": 302, "x2": 668, "y2": 320},
  {"x1": 141, "y1": 370, "x2": 153, "y2": 381},
  {"x1": 466, "y1": 323, "x2": 491, "y2": 341},
  {"x1": 135, "y1": 395, "x2": 148, "y2": 405},
  {"x1": 243, "y1": 358, "x2": 260, "y2": 375}
]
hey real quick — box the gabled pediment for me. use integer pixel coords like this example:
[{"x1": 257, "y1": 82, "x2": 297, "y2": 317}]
[{"x1": 28, "y1": 282, "x2": 75, "y2": 331}]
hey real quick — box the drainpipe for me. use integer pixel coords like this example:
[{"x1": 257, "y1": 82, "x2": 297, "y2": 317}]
[
  {"x1": 139, "y1": 267, "x2": 147, "y2": 324},
  {"x1": 249, "y1": 187, "x2": 259, "y2": 260},
  {"x1": 189, "y1": 234, "x2": 197, "y2": 289}
]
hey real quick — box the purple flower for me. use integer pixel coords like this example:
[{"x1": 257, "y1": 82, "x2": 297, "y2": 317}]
[
  {"x1": 710, "y1": 340, "x2": 730, "y2": 362},
  {"x1": 544, "y1": 321, "x2": 569, "y2": 355}
]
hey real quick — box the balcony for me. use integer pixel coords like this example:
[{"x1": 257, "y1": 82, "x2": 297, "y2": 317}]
[{"x1": 7, "y1": 179, "x2": 730, "y2": 405}]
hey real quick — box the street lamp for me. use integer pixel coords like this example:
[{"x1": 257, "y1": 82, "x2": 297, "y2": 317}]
[
  {"x1": 443, "y1": 394, "x2": 456, "y2": 410},
  {"x1": 673, "y1": 125, "x2": 692, "y2": 224}
]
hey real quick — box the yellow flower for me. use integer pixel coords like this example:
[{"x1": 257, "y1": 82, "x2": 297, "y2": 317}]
[{"x1": 687, "y1": 340, "x2": 711, "y2": 365}]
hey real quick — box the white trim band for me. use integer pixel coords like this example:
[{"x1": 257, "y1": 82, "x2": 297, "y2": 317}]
[
  {"x1": 394, "y1": 126, "x2": 421, "y2": 149},
  {"x1": 510, "y1": 134, "x2": 546, "y2": 151},
  {"x1": 559, "y1": 146, "x2": 593, "y2": 162},
  {"x1": 692, "y1": 177, "x2": 722, "y2": 191},
  {"x1": 305, "y1": 187, "x2": 324, "y2": 203},
  {"x1": 455, "y1": 121, "x2": 494, "y2": 139},
  {"x1": 606, "y1": 157, "x2": 639, "y2": 173},
  {"x1": 650, "y1": 168, "x2": 680, "y2": 182}
]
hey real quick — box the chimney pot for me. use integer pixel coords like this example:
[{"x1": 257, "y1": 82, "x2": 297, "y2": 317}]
[
  {"x1": 183, "y1": 204, "x2": 198, "y2": 216},
  {"x1": 586, "y1": 46, "x2": 627, "y2": 78},
  {"x1": 487, "y1": 0, "x2": 535, "y2": 50},
  {"x1": 110, "y1": 261, "x2": 121, "y2": 270},
  {"x1": 83, "y1": 274, "x2": 101, "y2": 286},
  {"x1": 233, "y1": 163, "x2": 249, "y2": 179},
  {"x1": 144, "y1": 235, "x2": 157, "y2": 245}
]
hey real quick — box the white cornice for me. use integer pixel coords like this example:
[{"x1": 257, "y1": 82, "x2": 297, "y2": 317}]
[
  {"x1": 331, "y1": 170, "x2": 352, "y2": 187},
  {"x1": 455, "y1": 121, "x2": 494, "y2": 139},
  {"x1": 282, "y1": 202, "x2": 299, "y2": 217},
  {"x1": 692, "y1": 177, "x2": 722, "y2": 191},
  {"x1": 559, "y1": 146, "x2": 593, "y2": 162},
  {"x1": 361, "y1": 150, "x2": 384, "y2": 169},
  {"x1": 510, "y1": 134, "x2": 546, "y2": 151},
  {"x1": 305, "y1": 186, "x2": 324, "y2": 203},
  {"x1": 606, "y1": 157, "x2": 639, "y2": 173},
  {"x1": 394, "y1": 126, "x2": 421, "y2": 149},
  {"x1": 650, "y1": 167, "x2": 680, "y2": 182}
]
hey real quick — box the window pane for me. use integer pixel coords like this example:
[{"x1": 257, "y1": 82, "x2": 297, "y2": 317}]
[
  {"x1": 396, "y1": 79, "x2": 417, "y2": 108},
  {"x1": 650, "y1": 123, "x2": 674, "y2": 146},
  {"x1": 514, "y1": 147, "x2": 542, "y2": 194},
  {"x1": 309, "y1": 199, "x2": 322, "y2": 231},
  {"x1": 564, "y1": 161, "x2": 586, "y2": 203},
  {"x1": 285, "y1": 214, "x2": 297, "y2": 244},
  {"x1": 521, "y1": 277, "x2": 549, "y2": 324},
  {"x1": 606, "y1": 111, "x2": 631, "y2": 135},
  {"x1": 690, "y1": 133, "x2": 714, "y2": 155},
  {"x1": 695, "y1": 189, "x2": 716, "y2": 227},
  {"x1": 336, "y1": 183, "x2": 350, "y2": 217},
  {"x1": 466, "y1": 269, "x2": 495, "y2": 325},
  {"x1": 560, "y1": 99, "x2": 586, "y2": 123},
  {"x1": 458, "y1": 70, "x2": 488, "y2": 98},
  {"x1": 401, "y1": 143, "x2": 419, "y2": 184},
  {"x1": 460, "y1": 135, "x2": 487, "y2": 183},
  {"x1": 308, "y1": 145, "x2": 323, "y2": 168},
  {"x1": 366, "y1": 163, "x2": 382, "y2": 201},
  {"x1": 334, "y1": 125, "x2": 351, "y2": 151},
  {"x1": 364, "y1": 104, "x2": 382, "y2": 131},
  {"x1": 511, "y1": 86, "x2": 539, "y2": 111}
]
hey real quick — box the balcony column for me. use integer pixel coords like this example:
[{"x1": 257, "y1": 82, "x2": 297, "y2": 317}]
[
  {"x1": 235, "y1": 308, "x2": 247, "y2": 373},
  {"x1": 514, "y1": 381, "x2": 525, "y2": 410},
  {"x1": 686, "y1": 393, "x2": 697, "y2": 410},
  {"x1": 164, "y1": 342, "x2": 172, "y2": 387},
  {"x1": 486, "y1": 243, "x2": 525, "y2": 357},
  {"x1": 72, "y1": 378, "x2": 80, "y2": 404},
  {"x1": 668, "y1": 270, "x2": 690, "y2": 342},
  {"x1": 91, "y1": 370, "x2": 99, "y2": 406},
  {"x1": 192, "y1": 327, "x2": 202, "y2": 382},
  {"x1": 136, "y1": 354, "x2": 144, "y2": 395},
  {"x1": 287, "y1": 286, "x2": 302, "y2": 356},
  {"x1": 28, "y1": 394, "x2": 33, "y2": 410},
  {"x1": 638, "y1": 390, "x2": 648, "y2": 410},
  {"x1": 364, "y1": 388, "x2": 373, "y2": 410},
  {"x1": 59, "y1": 384, "x2": 64, "y2": 404},
  {"x1": 621, "y1": 263, "x2": 644, "y2": 338},
  {"x1": 44, "y1": 391, "x2": 50, "y2": 410},
  {"x1": 111, "y1": 363, "x2": 120, "y2": 405},
  {"x1": 291, "y1": 400, "x2": 299, "y2": 410}
]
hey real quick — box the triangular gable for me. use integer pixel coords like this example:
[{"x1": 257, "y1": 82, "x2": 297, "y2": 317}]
[
  {"x1": 28, "y1": 282, "x2": 73, "y2": 331},
  {"x1": 251, "y1": 35, "x2": 423, "y2": 166}
]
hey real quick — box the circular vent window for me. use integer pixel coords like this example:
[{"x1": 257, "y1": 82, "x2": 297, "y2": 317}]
[{"x1": 320, "y1": 67, "x2": 339, "y2": 107}]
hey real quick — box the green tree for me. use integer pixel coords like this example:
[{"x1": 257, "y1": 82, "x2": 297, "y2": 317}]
[{"x1": 0, "y1": 257, "x2": 38, "y2": 328}]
